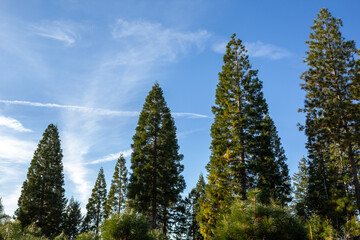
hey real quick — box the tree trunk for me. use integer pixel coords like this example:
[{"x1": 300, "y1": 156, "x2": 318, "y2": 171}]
[
  {"x1": 348, "y1": 143, "x2": 360, "y2": 212},
  {"x1": 152, "y1": 127, "x2": 158, "y2": 229}
]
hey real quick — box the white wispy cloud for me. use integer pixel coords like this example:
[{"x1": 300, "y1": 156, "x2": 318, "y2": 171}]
[
  {"x1": 107, "y1": 19, "x2": 211, "y2": 65},
  {"x1": 62, "y1": 130, "x2": 92, "y2": 204},
  {"x1": 32, "y1": 21, "x2": 78, "y2": 46},
  {"x1": 1, "y1": 184, "x2": 22, "y2": 217},
  {"x1": 88, "y1": 149, "x2": 133, "y2": 165},
  {"x1": 245, "y1": 41, "x2": 291, "y2": 60},
  {"x1": 0, "y1": 136, "x2": 36, "y2": 164},
  {"x1": 0, "y1": 115, "x2": 32, "y2": 132},
  {"x1": 212, "y1": 40, "x2": 291, "y2": 60},
  {"x1": 0, "y1": 100, "x2": 209, "y2": 118}
]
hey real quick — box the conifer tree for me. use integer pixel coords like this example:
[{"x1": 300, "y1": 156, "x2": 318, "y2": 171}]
[
  {"x1": 299, "y1": 8, "x2": 360, "y2": 219},
  {"x1": 82, "y1": 167, "x2": 107, "y2": 234},
  {"x1": 16, "y1": 124, "x2": 66, "y2": 238},
  {"x1": 199, "y1": 34, "x2": 291, "y2": 239},
  {"x1": 63, "y1": 197, "x2": 82, "y2": 239},
  {"x1": 0, "y1": 198, "x2": 10, "y2": 224},
  {"x1": 105, "y1": 154, "x2": 128, "y2": 218},
  {"x1": 128, "y1": 82, "x2": 185, "y2": 235},
  {"x1": 187, "y1": 174, "x2": 205, "y2": 240}
]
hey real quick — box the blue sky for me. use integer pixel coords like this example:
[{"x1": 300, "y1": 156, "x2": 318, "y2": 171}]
[{"x1": 0, "y1": 0, "x2": 359, "y2": 216}]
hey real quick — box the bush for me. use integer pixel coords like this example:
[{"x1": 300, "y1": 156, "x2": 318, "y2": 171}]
[
  {"x1": 0, "y1": 221, "x2": 47, "y2": 239},
  {"x1": 213, "y1": 192, "x2": 307, "y2": 240},
  {"x1": 101, "y1": 209, "x2": 155, "y2": 240},
  {"x1": 76, "y1": 231, "x2": 100, "y2": 240}
]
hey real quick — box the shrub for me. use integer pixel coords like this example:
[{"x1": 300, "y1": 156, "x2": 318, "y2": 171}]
[
  {"x1": 101, "y1": 209, "x2": 154, "y2": 240},
  {"x1": 213, "y1": 192, "x2": 307, "y2": 240}
]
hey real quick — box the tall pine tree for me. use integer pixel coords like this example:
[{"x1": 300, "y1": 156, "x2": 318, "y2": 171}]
[
  {"x1": 298, "y1": 8, "x2": 360, "y2": 227},
  {"x1": 128, "y1": 82, "x2": 185, "y2": 235},
  {"x1": 16, "y1": 124, "x2": 66, "y2": 238},
  {"x1": 105, "y1": 154, "x2": 128, "y2": 217},
  {"x1": 82, "y1": 167, "x2": 107, "y2": 234},
  {"x1": 199, "y1": 34, "x2": 291, "y2": 239}
]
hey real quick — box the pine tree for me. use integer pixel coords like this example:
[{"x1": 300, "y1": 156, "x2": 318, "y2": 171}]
[
  {"x1": 63, "y1": 197, "x2": 82, "y2": 239},
  {"x1": 0, "y1": 198, "x2": 10, "y2": 224},
  {"x1": 128, "y1": 82, "x2": 185, "y2": 235},
  {"x1": 105, "y1": 154, "x2": 128, "y2": 218},
  {"x1": 186, "y1": 174, "x2": 205, "y2": 240},
  {"x1": 300, "y1": 8, "x2": 360, "y2": 219},
  {"x1": 16, "y1": 124, "x2": 66, "y2": 238},
  {"x1": 292, "y1": 158, "x2": 308, "y2": 219},
  {"x1": 82, "y1": 167, "x2": 107, "y2": 234},
  {"x1": 199, "y1": 34, "x2": 291, "y2": 239}
]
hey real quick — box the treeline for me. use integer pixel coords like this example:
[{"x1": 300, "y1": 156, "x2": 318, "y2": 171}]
[{"x1": 0, "y1": 8, "x2": 359, "y2": 240}]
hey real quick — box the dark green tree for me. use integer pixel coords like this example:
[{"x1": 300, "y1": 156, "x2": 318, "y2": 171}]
[
  {"x1": 199, "y1": 34, "x2": 291, "y2": 240},
  {"x1": 299, "y1": 8, "x2": 360, "y2": 226},
  {"x1": 128, "y1": 82, "x2": 185, "y2": 235},
  {"x1": 63, "y1": 197, "x2": 82, "y2": 239},
  {"x1": 16, "y1": 124, "x2": 66, "y2": 238},
  {"x1": 101, "y1": 209, "x2": 155, "y2": 240},
  {"x1": 105, "y1": 154, "x2": 128, "y2": 218},
  {"x1": 82, "y1": 167, "x2": 107, "y2": 234},
  {"x1": 292, "y1": 157, "x2": 310, "y2": 222},
  {"x1": 184, "y1": 174, "x2": 205, "y2": 240},
  {"x1": 0, "y1": 198, "x2": 10, "y2": 224}
]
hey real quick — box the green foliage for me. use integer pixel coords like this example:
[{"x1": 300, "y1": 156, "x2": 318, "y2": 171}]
[
  {"x1": 101, "y1": 209, "x2": 155, "y2": 240},
  {"x1": 105, "y1": 154, "x2": 128, "y2": 218},
  {"x1": 180, "y1": 174, "x2": 205, "y2": 240},
  {"x1": 16, "y1": 124, "x2": 66, "y2": 238},
  {"x1": 128, "y1": 82, "x2": 185, "y2": 234},
  {"x1": 149, "y1": 229, "x2": 168, "y2": 240},
  {"x1": 201, "y1": 33, "x2": 291, "y2": 240},
  {"x1": 82, "y1": 167, "x2": 107, "y2": 234},
  {"x1": 0, "y1": 221, "x2": 47, "y2": 240},
  {"x1": 299, "y1": 8, "x2": 360, "y2": 229},
  {"x1": 0, "y1": 198, "x2": 10, "y2": 225},
  {"x1": 63, "y1": 197, "x2": 82, "y2": 239},
  {"x1": 292, "y1": 157, "x2": 310, "y2": 222},
  {"x1": 306, "y1": 214, "x2": 335, "y2": 240},
  {"x1": 54, "y1": 232, "x2": 69, "y2": 240},
  {"x1": 76, "y1": 231, "x2": 100, "y2": 240},
  {"x1": 213, "y1": 190, "x2": 307, "y2": 240}
]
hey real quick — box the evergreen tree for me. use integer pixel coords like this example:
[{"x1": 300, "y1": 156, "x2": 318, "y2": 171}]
[
  {"x1": 63, "y1": 197, "x2": 82, "y2": 239},
  {"x1": 128, "y1": 82, "x2": 185, "y2": 235},
  {"x1": 299, "y1": 8, "x2": 360, "y2": 224},
  {"x1": 0, "y1": 198, "x2": 10, "y2": 224},
  {"x1": 292, "y1": 157, "x2": 310, "y2": 222},
  {"x1": 105, "y1": 154, "x2": 128, "y2": 218},
  {"x1": 16, "y1": 124, "x2": 66, "y2": 238},
  {"x1": 82, "y1": 167, "x2": 107, "y2": 234},
  {"x1": 185, "y1": 174, "x2": 205, "y2": 240},
  {"x1": 199, "y1": 34, "x2": 291, "y2": 239}
]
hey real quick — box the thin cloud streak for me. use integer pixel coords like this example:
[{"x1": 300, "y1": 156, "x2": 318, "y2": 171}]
[
  {"x1": 0, "y1": 100, "x2": 209, "y2": 118},
  {"x1": 0, "y1": 115, "x2": 32, "y2": 132},
  {"x1": 88, "y1": 149, "x2": 133, "y2": 165},
  {"x1": 107, "y1": 18, "x2": 211, "y2": 66},
  {"x1": 32, "y1": 21, "x2": 78, "y2": 46},
  {"x1": 212, "y1": 40, "x2": 291, "y2": 60}
]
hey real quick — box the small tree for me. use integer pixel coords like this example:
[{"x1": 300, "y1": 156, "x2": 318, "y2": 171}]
[
  {"x1": 105, "y1": 154, "x2": 128, "y2": 218},
  {"x1": 101, "y1": 209, "x2": 155, "y2": 240},
  {"x1": 0, "y1": 198, "x2": 10, "y2": 224},
  {"x1": 82, "y1": 167, "x2": 107, "y2": 234},
  {"x1": 64, "y1": 197, "x2": 82, "y2": 239}
]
